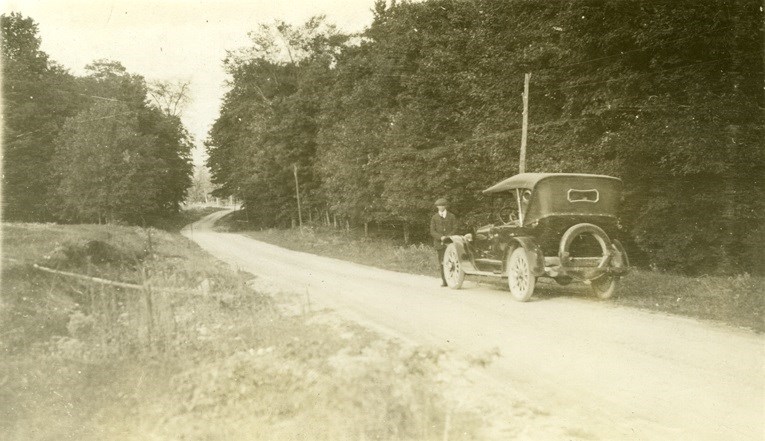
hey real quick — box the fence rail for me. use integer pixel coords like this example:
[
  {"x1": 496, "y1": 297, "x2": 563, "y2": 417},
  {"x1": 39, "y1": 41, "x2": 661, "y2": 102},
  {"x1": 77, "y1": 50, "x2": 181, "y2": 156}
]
[{"x1": 3, "y1": 256, "x2": 193, "y2": 294}]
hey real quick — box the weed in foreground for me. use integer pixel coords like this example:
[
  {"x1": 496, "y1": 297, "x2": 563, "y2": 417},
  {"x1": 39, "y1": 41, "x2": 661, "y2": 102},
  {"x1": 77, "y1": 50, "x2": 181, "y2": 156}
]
[{"x1": 1, "y1": 223, "x2": 480, "y2": 440}]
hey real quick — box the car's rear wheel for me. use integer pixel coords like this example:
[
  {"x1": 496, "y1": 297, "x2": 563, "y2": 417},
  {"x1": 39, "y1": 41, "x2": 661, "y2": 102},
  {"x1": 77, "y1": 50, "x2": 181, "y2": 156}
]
[
  {"x1": 443, "y1": 243, "x2": 465, "y2": 289},
  {"x1": 590, "y1": 275, "x2": 618, "y2": 299},
  {"x1": 507, "y1": 247, "x2": 535, "y2": 302}
]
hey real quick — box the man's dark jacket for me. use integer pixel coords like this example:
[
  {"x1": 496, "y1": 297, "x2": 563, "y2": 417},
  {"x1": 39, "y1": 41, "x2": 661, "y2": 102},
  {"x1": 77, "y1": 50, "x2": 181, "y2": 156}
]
[{"x1": 430, "y1": 212, "x2": 459, "y2": 249}]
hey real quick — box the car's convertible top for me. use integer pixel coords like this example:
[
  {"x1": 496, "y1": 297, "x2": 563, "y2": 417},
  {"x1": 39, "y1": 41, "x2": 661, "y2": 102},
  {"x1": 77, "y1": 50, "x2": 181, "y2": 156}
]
[
  {"x1": 481, "y1": 173, "x2": 623, "y2": 226},
  {"x1": 482, "y1": 173, "x2": 621, "y2": 194}
]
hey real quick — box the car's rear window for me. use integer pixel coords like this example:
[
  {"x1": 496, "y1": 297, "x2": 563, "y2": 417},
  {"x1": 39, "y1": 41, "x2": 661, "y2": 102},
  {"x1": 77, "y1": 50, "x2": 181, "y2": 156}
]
[{"x1": 567, "y1": 189, "x2": 599, "y2": 203}]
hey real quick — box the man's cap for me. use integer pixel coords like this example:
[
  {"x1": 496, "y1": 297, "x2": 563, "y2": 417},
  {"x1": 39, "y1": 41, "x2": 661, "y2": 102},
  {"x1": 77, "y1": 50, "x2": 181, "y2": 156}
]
[{"x1": 434, "y1": 198, "x2": 448, "y2": 207}]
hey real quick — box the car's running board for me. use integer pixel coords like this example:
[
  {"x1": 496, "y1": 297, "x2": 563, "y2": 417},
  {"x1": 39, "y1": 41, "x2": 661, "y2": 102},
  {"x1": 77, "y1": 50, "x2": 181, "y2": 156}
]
[
  {"x1": 465, "y1": 269, "x2": 504, "y2": 277},
  {"x1": 474, "y1": 258, "x2": 502, "y2": 265}
]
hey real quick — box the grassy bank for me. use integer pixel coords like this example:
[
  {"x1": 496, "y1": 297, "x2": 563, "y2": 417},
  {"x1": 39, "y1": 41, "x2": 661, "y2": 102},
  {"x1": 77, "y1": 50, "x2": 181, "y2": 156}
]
[
  {"x1": 151, "y1": 205, "x2": 225, "y2": 232},
  {"x1": 215, "y1": 215, "x2": 436, "y2": 277},
  {"x1": 218, "y1": 211, "x2": 764, "y2": 333},
  {"x1": 1, "y1": 221, "x2": 480, "y2": 440}
]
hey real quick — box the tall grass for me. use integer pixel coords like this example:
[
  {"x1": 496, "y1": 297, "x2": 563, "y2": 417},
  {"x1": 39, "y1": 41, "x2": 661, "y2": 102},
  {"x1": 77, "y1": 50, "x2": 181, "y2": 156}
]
[
  {"x1": 616, "y1": 271, "x2": 764, "y2": 332},
  {"x1": 1, "y1": 223, "x2": 479, "y2": 440},
  {"x1": 225, "y1": 222, "x2": 438, "y2": 277},
  {"x1": 1, "y1": 223, "x2": 251, "y2": 356},
  {"x1": 151, "y1": 206, "x2": 224, "y2": 232}
]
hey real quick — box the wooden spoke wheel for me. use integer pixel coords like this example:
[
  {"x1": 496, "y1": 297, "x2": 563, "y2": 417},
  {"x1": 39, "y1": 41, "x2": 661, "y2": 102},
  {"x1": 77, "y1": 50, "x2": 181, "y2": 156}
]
[
  {"x1": 443, "y1": 243, "x2": 465, "y2": 289},
  {"x1": 507, "y1": 247, "x2": 535, "y2": 302}
]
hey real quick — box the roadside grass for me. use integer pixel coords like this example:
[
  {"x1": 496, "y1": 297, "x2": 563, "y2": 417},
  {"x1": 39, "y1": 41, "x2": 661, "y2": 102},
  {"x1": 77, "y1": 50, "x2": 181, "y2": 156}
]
[
  {"x1": 1, "y1": 222, "x2": 479, "y2": 440},
  {"x1": 615, "y1": 271, "x2": 763, "y2": 332},
  {"x1": 216, "y1": 217, "x2": 436, "y2": 277},
  {"x1": 218, "y1": 211, "x2": 764, "y2": 333}
]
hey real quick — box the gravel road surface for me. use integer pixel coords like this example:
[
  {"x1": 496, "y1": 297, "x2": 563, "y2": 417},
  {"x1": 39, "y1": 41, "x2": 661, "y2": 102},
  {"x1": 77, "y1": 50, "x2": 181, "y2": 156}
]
[{"x1": 183, "y1": 210, "x2": 764, "y2": 440}]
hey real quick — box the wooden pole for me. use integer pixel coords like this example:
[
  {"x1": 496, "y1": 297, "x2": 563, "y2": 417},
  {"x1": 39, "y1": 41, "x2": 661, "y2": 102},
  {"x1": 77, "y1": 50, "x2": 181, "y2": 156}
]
[
  {"x1": 293, "y1": 164, "x2": 303, "y2": 227},
  {"x1": 140, "y1": 267, "x2": 155, "y2": 349},
  {"x1": 520, "y1": 72, "x2": 531, "y2": 174}
]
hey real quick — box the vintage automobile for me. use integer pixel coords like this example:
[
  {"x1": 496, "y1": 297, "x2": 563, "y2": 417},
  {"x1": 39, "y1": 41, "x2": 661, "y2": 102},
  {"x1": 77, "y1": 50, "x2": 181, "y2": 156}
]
[{"x1": 442, "y1": 173, "x2": 630, "y2": 301}]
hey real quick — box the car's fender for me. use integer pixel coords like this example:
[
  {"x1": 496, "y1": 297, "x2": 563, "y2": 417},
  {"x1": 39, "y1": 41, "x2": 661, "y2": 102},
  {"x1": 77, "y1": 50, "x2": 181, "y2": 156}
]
[
  {"x1": 612, "y1": 239, "x2": 630, "y2": 268},
  {"x1": 503, "y1": 236, "x2": 545, "y2": 277},
  {"x1": 444, "y1": 235, "x2": 480, "y2": 274}
]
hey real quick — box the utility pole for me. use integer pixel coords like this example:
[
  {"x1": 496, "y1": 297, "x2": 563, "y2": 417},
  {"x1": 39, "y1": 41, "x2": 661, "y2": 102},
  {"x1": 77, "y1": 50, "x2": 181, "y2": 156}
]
[
  {"x1": 293, "y1": 164, "x2": 303, "y2": 227},
  {"x1": 520, "y1": 72, "x2": 531, "y2": 173}
]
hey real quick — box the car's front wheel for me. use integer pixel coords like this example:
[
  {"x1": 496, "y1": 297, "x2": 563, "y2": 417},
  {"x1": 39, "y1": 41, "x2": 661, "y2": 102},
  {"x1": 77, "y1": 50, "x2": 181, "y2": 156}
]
[
  {"x1": 507, "y1": 247, "x2": 535, "y2": 302},
  {"x1": 443, "y1": 243, "x2": 465, "y2": 289}
]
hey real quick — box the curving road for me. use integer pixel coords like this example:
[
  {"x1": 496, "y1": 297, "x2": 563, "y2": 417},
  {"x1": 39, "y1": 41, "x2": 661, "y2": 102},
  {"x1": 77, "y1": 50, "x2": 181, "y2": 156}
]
[{"x1": 183, "y1": 210, "x2": 764, "y2": 440}]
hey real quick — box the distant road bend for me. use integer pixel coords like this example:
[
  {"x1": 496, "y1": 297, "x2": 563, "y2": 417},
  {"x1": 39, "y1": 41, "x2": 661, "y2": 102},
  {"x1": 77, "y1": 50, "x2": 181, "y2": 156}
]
[{"x1": 184, "y1": 210, "x2": 764, "y2": 441}]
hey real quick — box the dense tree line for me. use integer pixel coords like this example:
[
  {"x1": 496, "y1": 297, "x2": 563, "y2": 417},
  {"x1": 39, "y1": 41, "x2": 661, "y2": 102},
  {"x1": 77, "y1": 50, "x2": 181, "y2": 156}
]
[
  {"x1": 2, "y1": 13, "x2": 193, "y2": 225},
  {"x1": 207, "y1": 0, "x2": 763, "y2": 275}
]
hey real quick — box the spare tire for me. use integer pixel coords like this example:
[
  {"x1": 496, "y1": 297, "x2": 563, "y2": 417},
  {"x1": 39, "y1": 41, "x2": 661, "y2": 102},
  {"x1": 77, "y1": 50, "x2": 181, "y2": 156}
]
[{"x1": 558, "y1": 223, "x2": 613, "y2": 269}]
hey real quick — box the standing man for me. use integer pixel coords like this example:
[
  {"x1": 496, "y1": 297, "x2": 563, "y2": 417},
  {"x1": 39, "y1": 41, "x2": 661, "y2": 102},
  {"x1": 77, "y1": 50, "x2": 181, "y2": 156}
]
[{"x1": 430, "y1": 198, "x2": 459, "y2": 287}]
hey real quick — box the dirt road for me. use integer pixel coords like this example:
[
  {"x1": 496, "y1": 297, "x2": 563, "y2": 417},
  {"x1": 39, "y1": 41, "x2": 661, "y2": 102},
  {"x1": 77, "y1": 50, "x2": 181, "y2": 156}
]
[{"x1": 183, "y1": 210, "x2": 764, "y2": 440}]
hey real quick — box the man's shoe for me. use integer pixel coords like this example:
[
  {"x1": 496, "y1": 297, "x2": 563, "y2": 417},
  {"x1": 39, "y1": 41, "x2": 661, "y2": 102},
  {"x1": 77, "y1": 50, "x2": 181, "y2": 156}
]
[{"x1": 441, "y1": 283, "x2": 448, "y2": 287}]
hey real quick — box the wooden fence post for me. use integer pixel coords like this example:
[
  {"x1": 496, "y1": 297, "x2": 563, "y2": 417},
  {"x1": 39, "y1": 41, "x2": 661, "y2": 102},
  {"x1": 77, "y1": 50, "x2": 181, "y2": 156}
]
[
  {"x1": 293, "y1": 164, "x2": 303, "y2": 227},
  {"x1": 141, "y1": 267, "x2": 155, "y2": 349}
]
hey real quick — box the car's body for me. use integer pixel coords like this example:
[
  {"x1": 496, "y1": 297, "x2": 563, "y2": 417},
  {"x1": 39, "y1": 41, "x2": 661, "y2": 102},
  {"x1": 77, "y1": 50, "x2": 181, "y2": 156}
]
[{"x1": 442, "y1": 173, "x2": 630, "y2": 301}]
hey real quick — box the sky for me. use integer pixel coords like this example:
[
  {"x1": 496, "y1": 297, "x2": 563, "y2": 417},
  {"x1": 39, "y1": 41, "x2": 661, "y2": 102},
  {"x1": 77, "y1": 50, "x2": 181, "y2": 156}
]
[{"x1": 2, "y1": 0, "x2": 377, "y2": 164}]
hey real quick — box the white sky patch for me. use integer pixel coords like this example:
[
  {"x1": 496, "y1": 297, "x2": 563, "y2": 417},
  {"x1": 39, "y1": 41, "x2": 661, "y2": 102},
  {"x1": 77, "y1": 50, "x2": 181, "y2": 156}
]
[{"x1": 2, "y1": 0, "x2": 375, "y2": 164}]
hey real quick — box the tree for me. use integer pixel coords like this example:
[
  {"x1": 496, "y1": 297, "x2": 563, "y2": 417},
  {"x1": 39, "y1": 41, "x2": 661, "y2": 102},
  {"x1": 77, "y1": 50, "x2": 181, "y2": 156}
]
[
  {"x1": 2, "y1": 13, "x2": 193, "y2": 225},
  {"x1": 52, "y1": 61, "x2": 193, "y2": 224},
  {"x1": 79, "y1": 59, "x2": 148, "y2": 110},
  {"x1": 208, "y1": 0, "x2": 763, "y2": 273},
  {"x1": 552, "y1": 0, "x2": 764, "y2": 273},
  {"x1": 187, "y1": 165, "x2": 216, "y2": 203},
  {"x1": 53, "y1": 100, "x2": 193, "y2": 224},
  {"x1": 1, "y1": 13, "x2": 80, "y2": 220},
  {"x1": 206, "y1": 16, "x2": 345, "y2": 227},
  {"x1": 147, "y1": 80, "x2": 191, "y2": 117},
  {"x1": 53, "y1": 101, "x2": 156, "y2": 223}
]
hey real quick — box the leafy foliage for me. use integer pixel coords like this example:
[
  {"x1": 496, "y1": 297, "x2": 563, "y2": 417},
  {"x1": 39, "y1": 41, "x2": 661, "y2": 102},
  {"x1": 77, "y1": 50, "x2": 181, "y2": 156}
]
[
  {"x1": 207, "y1": 17, "x2": 345, "y2": 226},
  {"x1": 2, "y1": 14, "x2": 193, "y2": 225},
  {"x1": 208, "y1": 0, "x2": 762, "y2": 274},
  {"x1": 1, "y1": 13, "x2": 81, "y2": 220}
]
